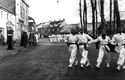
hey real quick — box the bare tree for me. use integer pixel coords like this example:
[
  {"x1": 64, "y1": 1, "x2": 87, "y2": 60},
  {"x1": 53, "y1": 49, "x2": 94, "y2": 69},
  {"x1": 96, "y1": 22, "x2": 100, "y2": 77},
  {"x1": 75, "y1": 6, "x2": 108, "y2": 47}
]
[
  {"x1": 90, "y1": 0, "x2": 96, "y2": 38},
  {"x1": 79, "y1": 0, "x2": 83, "y2": 28},
  {"x1": 113, "y1": 0, "x2": 116, "y2": 33},
  {"x1": 83, "y1": 0, "x2": 87, "y2": 33},
  {"x1": 110, "y1": 0, "x2": 113, "y2": 34},
  {"x1": 113, "y1": 0, "x2": 121, "y2": 33},
  {"x1": 100, "y1": 0, "x2": 105, "y2": 29},
  {"x1": 95, "y1": 0, "x2": 98, "y2": 36},
  {"x1": 114, "y1": 0, "x2": 121, "y2": 29}
]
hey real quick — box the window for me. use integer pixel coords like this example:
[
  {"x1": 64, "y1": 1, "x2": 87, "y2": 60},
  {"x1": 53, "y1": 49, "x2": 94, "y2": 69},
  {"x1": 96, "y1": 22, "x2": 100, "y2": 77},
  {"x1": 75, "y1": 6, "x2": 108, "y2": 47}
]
[{"x1": 23, "y1": 8, "x2": 25, "y2": 18}]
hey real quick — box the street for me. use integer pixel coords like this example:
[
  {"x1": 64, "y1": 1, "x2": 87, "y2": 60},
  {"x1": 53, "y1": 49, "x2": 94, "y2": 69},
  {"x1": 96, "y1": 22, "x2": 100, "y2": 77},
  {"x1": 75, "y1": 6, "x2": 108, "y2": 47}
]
[{"x1": 0, "y1": 39, "x2": 125, "y2": 80}]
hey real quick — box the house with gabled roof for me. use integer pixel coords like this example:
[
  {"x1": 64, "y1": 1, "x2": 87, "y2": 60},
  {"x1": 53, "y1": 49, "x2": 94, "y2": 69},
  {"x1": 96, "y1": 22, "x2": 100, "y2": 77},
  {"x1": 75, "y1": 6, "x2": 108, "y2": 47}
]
[
  {"x1": 0, "y1": 0, "x2": 16, "y2": 44},
  {"x1": 0, "y1": 0, "x2": 29, "y2": 44}
]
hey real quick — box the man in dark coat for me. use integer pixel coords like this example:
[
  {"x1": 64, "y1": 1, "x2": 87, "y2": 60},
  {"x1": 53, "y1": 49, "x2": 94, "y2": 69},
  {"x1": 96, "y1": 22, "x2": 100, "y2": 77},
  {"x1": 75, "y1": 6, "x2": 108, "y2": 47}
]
[
  {"x1": 7, "y1": 27, "x2": 14, "y2": 50},
  {"x1": 22, "y1": 31, "x2": 28, "y2": 47}
]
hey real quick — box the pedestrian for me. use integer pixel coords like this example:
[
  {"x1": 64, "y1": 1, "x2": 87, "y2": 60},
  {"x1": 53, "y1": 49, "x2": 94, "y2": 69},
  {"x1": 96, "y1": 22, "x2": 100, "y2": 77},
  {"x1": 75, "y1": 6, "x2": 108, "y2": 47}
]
[
  {"x1": 112, "y1": 27, "x2": 125, "y2": 71},
  {"x1": 23, "y1": 31, "x2": 28, "y2": 47},
  {"x1": 20, "y1": 31, "x2": 23, "y2": 46},
  {"x1": 77, "y1": 29, "x2": 93, "y2": 68},
  {"x1": 29, "y1": 32, "x2": 35, "y2": 46},
  {"x1": 48, "y1": 35, "x2": 52, "y2": 42},
  {"x1": 66, "y1": 28, "x2": 78, "y2": 68},
  {"x1": 92, "y1": 29, "x2": 115, "y2": 69},
  {"x1": 35, "y1": 33, "x2": 39, "y2": 43},
  {"x1": 7, "y1": 26, "x2": 14, "y2": 50}
]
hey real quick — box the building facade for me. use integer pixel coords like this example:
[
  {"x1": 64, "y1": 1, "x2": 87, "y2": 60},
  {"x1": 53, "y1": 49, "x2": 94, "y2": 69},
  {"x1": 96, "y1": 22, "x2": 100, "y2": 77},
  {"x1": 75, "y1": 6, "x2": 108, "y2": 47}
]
[
  {"x1": 28, "y1": 16, "x2": 36, "y2": 32},
  {"x1": 0, "y1": 0, "x2": 16, "y2": 44},
  {"x1": 0, "y1": 0, "x2": 29, "y2": 44},
  {"x1": 15, "y1": 0, "x2": 29, "y2": 42}
]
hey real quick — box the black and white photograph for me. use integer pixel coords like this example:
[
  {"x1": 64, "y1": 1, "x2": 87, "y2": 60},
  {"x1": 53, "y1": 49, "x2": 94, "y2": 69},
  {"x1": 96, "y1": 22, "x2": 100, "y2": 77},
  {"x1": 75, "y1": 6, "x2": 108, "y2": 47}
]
[{"x1": 0, "y1": 0, "x2": 125, "y2": 80}]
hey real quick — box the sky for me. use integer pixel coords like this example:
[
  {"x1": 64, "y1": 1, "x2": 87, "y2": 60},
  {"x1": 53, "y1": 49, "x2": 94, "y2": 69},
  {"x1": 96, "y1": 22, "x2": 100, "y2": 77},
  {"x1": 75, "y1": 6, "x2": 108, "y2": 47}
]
[
  {"x1": 26, "y1": 0, "x2": 125, "y2": 24},
  {"x1": 26, "y1": 0, "x2": 80, "y2": 24}
]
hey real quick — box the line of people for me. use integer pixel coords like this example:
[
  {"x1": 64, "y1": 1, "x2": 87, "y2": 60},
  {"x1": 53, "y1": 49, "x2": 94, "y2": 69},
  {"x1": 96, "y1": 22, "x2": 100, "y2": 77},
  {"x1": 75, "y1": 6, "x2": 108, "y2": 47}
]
[
  {"x1": 48, "y1": 34, "x2": 68, "y2": 43},
  {"x1": 66, "y1": 27, "x2": 125, "y2": 72}
]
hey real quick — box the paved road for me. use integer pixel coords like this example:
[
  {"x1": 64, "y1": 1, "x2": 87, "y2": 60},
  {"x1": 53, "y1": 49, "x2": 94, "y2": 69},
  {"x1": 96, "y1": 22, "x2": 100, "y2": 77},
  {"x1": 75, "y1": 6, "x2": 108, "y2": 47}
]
[{"x1": 0, "y1": 39, "x2": 124, "y2": 80}]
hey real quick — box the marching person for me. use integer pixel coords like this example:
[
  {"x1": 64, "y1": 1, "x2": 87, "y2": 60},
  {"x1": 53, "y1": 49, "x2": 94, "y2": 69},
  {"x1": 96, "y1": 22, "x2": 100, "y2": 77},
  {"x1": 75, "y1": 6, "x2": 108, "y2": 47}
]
[
  {"x1": 35, "y1": 33, "x2": 39, "y2": 43},
  {"x1": 92, "y1": 29, "x2": 115, "y2": 69},
  {"x1": 121, "y1": 28, "x2": 125, "y2": 70},
  {"x1": 112, "y1": 27, "x2": 125, "y2": 71},
  {"x1": 77, "y1": 29, "x2": 93, "y2": 68},
  {"x1": 66, "y1": 28, "x2": 78, "y2": 68},
  {"x1": 48, "y1": 35, "x2": 52, "y2": 42}
]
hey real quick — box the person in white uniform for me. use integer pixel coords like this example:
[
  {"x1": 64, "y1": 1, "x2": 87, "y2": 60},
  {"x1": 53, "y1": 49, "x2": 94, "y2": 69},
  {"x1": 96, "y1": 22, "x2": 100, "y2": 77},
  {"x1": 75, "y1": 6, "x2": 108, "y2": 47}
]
[
  {"x1": 35, "y1": 33, "x2": 39, "y2": 43},
  {"x1": 77, "y1": 29, "x2": 93, "y2": 68},
  {"x1": 66, "y1": 29, "x2": 78, "y2": 68},
  {"x1": 92, "y1": 29, "x2": 115, "y2": 69},
  {"x1": 49, "y1": 35, "x2": 53, "y2": 42},
  {"x1": 112, "y1": 27, "x2": 125, "y2": 71},
  {"x1": 121, "y1": 29, "x2": 125, "y2": 70},
  {"x1": 51, "y1": 34, "x2": 55, "y2": 42}
]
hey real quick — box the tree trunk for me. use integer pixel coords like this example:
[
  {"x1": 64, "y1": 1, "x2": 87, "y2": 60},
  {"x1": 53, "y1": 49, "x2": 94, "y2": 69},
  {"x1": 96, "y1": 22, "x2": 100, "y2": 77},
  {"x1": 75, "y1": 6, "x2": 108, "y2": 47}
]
[
  {"x1": 100, "y1": 0, "x2": 105, "y2": 29},
  {"x1": 114, "y1": 0, "x2": 121, "y2": 29},
  {"x1": 110, "y1": 0, "x2": 113, "y2": 34},
  {"x1": 95, "y1": 0, "x2": 98, "y2": 36},
  {"x1": 83, "y1": 0, "x2": 87, "y2": 33},
  {"x1": 79, "y1": 0, "x2": 83, "y2": 28},
  {"x1": 113, "y1": 0, "x2": 116, "y2": 34},
  {"x1": 90, "y1": 0, "x2": 96, "y2": 38}
]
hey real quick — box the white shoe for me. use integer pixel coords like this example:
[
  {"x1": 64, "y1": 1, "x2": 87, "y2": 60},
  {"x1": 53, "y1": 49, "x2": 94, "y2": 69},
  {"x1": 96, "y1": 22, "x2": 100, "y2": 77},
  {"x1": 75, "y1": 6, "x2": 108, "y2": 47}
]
[
  {"x1": 86, "y1": 62, "x2": 90, "y2": 67},
  {"x1": 68, "y1": 64, "x2": 72, "y2": 68},
  {"x1": 122, "y1": 66, "x2": 125, "y2": 69},
  {"x1": 80, "y1": 64, "x2": 84, "y2": 68},
  {"x1": 75, "y1": 61, "x2": 78, "y2": 65},
  {"x1": 116, "y1": 67, "x2": 120, "y2": 71},
  {"x1": 106, "y1": 64, "x2": 110, "y2": 68},
  {"x1": 96, "y1": 64, "x2": 100, "y2": 68},
  {"x1": 95, "y1": 65, "x2": 100, "y2": 69}
]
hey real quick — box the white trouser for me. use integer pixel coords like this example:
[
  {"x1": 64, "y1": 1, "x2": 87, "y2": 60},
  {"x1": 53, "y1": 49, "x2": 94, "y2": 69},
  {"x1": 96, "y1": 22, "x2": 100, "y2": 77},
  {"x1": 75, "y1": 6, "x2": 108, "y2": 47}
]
[
  {"x1": 69, "y1": 44, "x2": 77, "y2": 65},
  {"x1": 53, "y1": 38, "x2": 56, "y2": 42},
  {"x1": 97, "y1": 45, "x2": 110, "y2": 64},
  {"x1": 51, "y1": 38, "x2": 54, "y2": 42},
  {"x1": 57, "y1": 38, "x2": 60, "y2": 42},
  {"x1": 79, "y1": 45, "x2": 88, "y2": 65},
  {"x1": 50, "y1": 38, "x2": 52, "y2": 42},
  {"x1": 117, "y1": 47, "x2": 125, "y2": 66}
]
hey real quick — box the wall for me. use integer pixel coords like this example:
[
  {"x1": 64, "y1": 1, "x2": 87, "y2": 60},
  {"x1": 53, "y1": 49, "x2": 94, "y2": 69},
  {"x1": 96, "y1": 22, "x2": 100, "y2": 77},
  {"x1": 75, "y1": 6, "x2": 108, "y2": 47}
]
[
  {"x1": 0, "y1": 9, "x2": 16, "y2": 43},
  {"x1": 15, "y1": 0, "x2": 29, "y2": 42}
]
